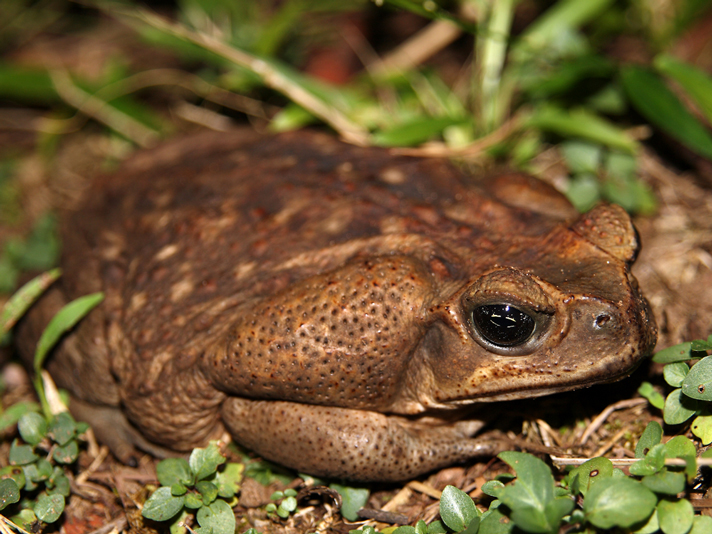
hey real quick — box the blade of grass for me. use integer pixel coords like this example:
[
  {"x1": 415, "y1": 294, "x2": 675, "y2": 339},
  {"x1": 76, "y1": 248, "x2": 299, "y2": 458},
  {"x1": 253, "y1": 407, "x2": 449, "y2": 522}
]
[
  {"x1": 654, "y1": 55, "x2": 712, "y2": 124},
  {"x1": 1, "y1": 269, "x2": 61, "y2": 334},
  {"x1": 34, "y1": 293, "x2": 103, "y2": 417},
  {"x1": 517, "y1": 0, "x2": 615, "y2": 51},
  {"x1": 527, "y1": 105, "x2": 638, "y2": 153},
  {"x1": 620, "y1": 64, "x2": 712, "y2": 160},
  {"x1": 475, "y1": 0, "x2": 515, "y2": 133}
]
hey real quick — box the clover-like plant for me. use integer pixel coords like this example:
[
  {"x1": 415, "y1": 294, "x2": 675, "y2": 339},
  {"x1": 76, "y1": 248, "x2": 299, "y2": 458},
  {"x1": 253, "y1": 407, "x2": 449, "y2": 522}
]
[
  {"x1": 0, "y1": 271, "x2": 101, "y2": 527},
  {"x1": 141, "y1": 441, "x2": 242, "y2": 534},
  {"x1": 640, "y1": 335, "x2": 712, "y2": 444}
]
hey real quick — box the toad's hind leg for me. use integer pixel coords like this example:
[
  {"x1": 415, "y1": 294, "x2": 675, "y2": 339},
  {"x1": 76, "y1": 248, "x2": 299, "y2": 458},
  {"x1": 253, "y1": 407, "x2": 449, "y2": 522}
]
[{"x1": 221, "y1": 398, "x2": 508, "y2": 482}]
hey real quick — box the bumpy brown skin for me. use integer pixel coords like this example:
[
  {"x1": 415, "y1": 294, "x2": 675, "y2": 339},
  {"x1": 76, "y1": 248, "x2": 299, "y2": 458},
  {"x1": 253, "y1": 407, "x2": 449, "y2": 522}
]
[{"x1": 17, "y1": 129, "x2": 657, "y2": 481}]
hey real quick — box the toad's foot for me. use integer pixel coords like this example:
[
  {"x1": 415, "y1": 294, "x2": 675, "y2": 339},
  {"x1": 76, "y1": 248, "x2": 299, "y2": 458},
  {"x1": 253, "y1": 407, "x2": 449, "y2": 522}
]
[
  {"x1": 69, "y1": 397, "x2": 179, "y2": 466},
  {"x1": 222, "y1": 398, "x2": 510, "y2": 482}
]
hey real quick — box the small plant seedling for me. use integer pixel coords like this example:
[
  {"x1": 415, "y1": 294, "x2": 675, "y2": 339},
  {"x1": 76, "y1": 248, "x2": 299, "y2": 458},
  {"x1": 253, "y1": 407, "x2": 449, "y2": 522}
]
[
  {"x1": 0, "y1": 278, "x2": 102, "y2": 527},
  {"x1": 142, "y1": 441, "x2": 242, "y2": 534},
  {"x1": 266, "y1": 489, "x2": 298, "y2": 519},
  {"x1": 640, "y1": 335, "x2": 712, "y2": 444}
]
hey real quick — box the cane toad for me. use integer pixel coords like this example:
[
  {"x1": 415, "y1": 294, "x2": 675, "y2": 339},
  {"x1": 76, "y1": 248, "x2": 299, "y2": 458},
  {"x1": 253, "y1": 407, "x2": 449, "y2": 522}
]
[{"x1": 18, "y1": 129, "x2": 657, "y2": 481}]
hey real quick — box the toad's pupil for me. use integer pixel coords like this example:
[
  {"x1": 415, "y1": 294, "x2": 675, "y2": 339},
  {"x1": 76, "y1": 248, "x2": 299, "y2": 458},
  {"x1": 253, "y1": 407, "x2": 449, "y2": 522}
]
[{"x1": 472, "y1": 304, "x2": 535, "y2": 347}]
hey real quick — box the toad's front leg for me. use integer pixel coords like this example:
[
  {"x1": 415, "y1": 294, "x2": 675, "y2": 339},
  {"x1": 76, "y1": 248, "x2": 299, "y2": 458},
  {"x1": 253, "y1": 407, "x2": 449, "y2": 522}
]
[{"x1": 221, "y1": 398, "x2": 507, "y2": 482}]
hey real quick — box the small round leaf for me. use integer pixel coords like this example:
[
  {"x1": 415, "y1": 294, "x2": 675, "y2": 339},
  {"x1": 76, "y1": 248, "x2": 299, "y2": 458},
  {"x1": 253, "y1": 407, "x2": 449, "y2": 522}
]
[
  {"x1": 53, "y1": 440, "x2": 79, "y2": 464},
  {"x1": 17, "y1": 412, "x2": 47, "y2": 445},
  {"x1": 439, "y1": 485, "x2": 478, "y2": 532},
  {"x1": 682, "y1": 356, "x2": 712, "y2": 400},
  {"x1": 657, "y1": 498, "x2": 694, "y2": 534},
  {"x1": 157, "y1": 458, "x2": 193, "y2": 487},
  {"x1": 0, "y1": 478, "x2": 20, "y2": 511},
  {"x1": 663, "y1": 389, "x2": 699, "y2": 425},
  {"x1": 142, "y1": 486, "x2": 185, "y2": 522},
  {"x1": 584, "y1": 477, "x2": 656, "y2": 529},
  {"x1": 35, "y1": 493, "x2": 65, "y2": 523},
  {"x1": 189, "y1": 442, "x2": 225, "y2": 481},
  {"x1": 9, "y1": 439, "x2": 38, "y2": 466},
  {"x1": 196, "y1": 499, "x2": 235, "y2": 534},
  {"x1": 330, "y1": 483, "x2": 369, "y2": 522}
]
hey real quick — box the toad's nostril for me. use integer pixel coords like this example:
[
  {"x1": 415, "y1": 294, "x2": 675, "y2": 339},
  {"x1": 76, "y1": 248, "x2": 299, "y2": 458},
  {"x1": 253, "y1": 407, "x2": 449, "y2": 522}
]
[{"x1": 595, "y1": 314, "x2": 611, "y2": 328}]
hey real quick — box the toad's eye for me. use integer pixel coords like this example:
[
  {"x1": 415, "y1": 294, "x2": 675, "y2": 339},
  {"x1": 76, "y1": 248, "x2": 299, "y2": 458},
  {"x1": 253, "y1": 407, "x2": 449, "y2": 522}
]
[{"x1": 472, "y1": 304, "x2": 535, "y2": 347}]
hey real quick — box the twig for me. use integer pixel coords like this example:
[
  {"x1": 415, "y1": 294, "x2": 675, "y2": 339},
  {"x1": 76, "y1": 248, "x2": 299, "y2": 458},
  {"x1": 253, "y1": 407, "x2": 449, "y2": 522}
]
[
  {"x1": 48, "y1": 67, "x2": 160, "y2": 147},
  {"x1": 369, "y1": 19, "x2": 461, "y2": 77},
  {"x1": 579, "y1": 398, "x2": 648, "y2": 445}
]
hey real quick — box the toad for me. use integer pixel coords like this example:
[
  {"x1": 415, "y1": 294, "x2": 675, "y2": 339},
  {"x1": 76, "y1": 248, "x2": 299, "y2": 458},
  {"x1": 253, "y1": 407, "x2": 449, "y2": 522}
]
[{"x1": 18, "y1": 129, "x2": 657, "y2": 482}]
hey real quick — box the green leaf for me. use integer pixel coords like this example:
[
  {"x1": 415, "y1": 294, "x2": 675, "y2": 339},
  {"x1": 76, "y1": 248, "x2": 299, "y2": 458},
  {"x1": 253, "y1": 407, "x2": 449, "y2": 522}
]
[
  {"x1": 142, "y1": 486, "x2": 185, "y2": 522},
  {"x1": 636, "y1": 421, "x2": 663, "y2": 458},
  {"x1": 663, "y1": 388, "x2": 699, "y2": 425},
  {"x1": 169, "y1": 509, "x2": 191, "y2": 534},
  {"x1": 664, "y1": 362, "x2": 690, "y2": 388},
  {"x1": 439, "y1": 485, "x2": 478, "y2": 532},
  {"x1": 48, "y1": 412, "x2": 77, "y2": 447},
  {"x1": 584, "y1": 477, "x2": 656, "y2": 529},
  {"x1": 682, "y1": 356, "x2": 712, "y2": 400},
  {"x1": 47, "y1": 470, "x2": 71, "y2": 497},
  {"x1": 655, "y1": 55, "x2": 712, "y2": 124},
  {"x1": 277, "y1": 496, "x2": 297, "y2": 518},
  {"x1": 189, "y1": 442, "x2": 226, "y2": 482},
  {"x1": 185, "y1": 492, "x2": 203, "y2": 509},
  {"x1": 638, "y1": 382, "x2": 665, "y2": 410},
  {"x1": 1, "y1": 270, "x2": 61, "y2": 334},
  {"x1": 53, "y1": 440, "x2": 79, "y2": 464},
  {"x1": 34, "y1": 493, "x2": 65, "y2": 523},
  {"x1": 0, "y1": 402, "x2": 41, "y2": 434},
  {"x1": 17, "y1": 412, "x2": 48, "y2": 446},
  {"x1": 0, "y1": 478, "x2": 20, "y2": 511},
  {"x1": 691, "y1": 414, "x2": 712, "y2": 445},
  {"x1": 157, "y1": 458, "x2": 193, "y2": 487},
  {"x1": 527, "y1": 105, "x2": 637, "y2": 153},
  {"x1": 620, "y1": 65, "x2": 712, "y2": 160},
  {"x1": 196, "y1": 499, "x2": 235, "y2": 534},
  {"x1": 691, "y1": 335, "x2": 712, "y2": 351},
  {"x1": 518, "y1": 0, "x2": 615, "y2": 51},
  {"x1": 392, "y1": 527, "x2": 416, "y2": 534},
  {"x1": 664, "y1": 435, "x2": 696, "y2": 461},
  {"x1": 691, "y1": 515, "x2": 712, "y2": 534},
  {"x1": 35, "y1": 293, "x2": 104, "y2": 373},
  {"x1": 171, "y1": 484, "x2": 187, "y2": 496},
  {"x1": 641, "y1": 469, "x2": 686, "y2": 495},
  {"x1": 215, "y1": 462, "x2": 243, "y2": 499},
  {"x1": 34, "y1": 458, "x2": 52, "y2": 480},
  {"x1": 657, "y1": 498, "x2": 694, "y2": 534},
  {"x1": 654, "y1": 342, "x2": 694, "y2": 363},
  {"x1": 196, "y1": 481, "x2": 218, "y2": 506},
  {"x1": 630, "y1": 443, "x2": 667, "y2": 476},
  {"x1": 478, "y1": 502, "x2": 514, "y2": 534},
  {"x1": 9, "y1": 439, "x2": 38, "y2": 465},
  {"x1": 0, "y1": 465, "x2": 26, "y2": 489},
  {"x1": 561, "y1": 141, "x2": 602, "y2": 174},
  {"x1": 566, "y1": 173, "x2": 601, "y2": 213},
  {"x1": 12, "y1": 509, "x2": 38, "y2": 531},
  {"x1": 482, "y1": 481, "x2": 506, "y2": 501},
  {"x1": 569, "y1": 457, "x2": 613, "y2": 496},
  {"x1": 331, "y1": 483, "x2": 369, "y2": 522},
  {"x1": 496, "y1": 452, "x2": 573, "y2": 533},
  {"x1": 372, "y1": 116, "x2": 467, "y2": 147}
]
